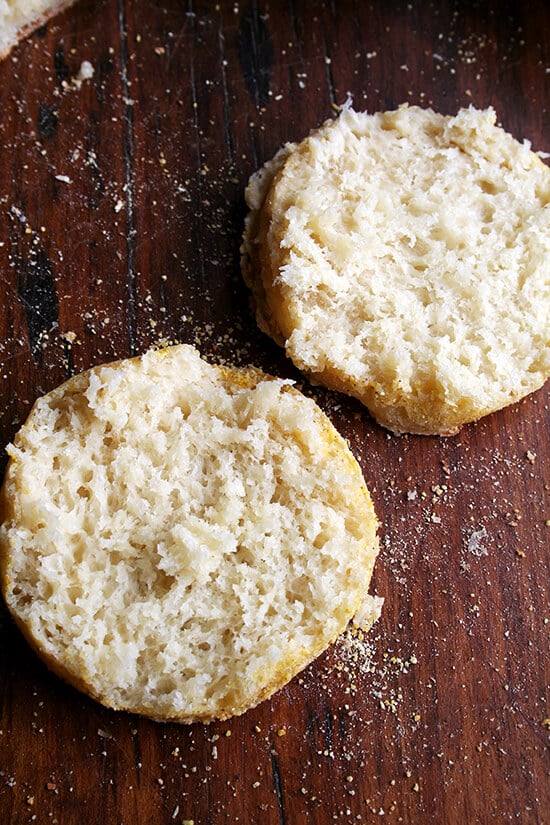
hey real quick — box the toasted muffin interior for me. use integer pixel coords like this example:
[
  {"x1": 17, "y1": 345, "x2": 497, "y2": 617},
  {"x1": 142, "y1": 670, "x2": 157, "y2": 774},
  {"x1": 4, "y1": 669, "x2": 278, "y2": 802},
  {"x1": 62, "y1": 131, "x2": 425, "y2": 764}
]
[
  {"x1": 243, "y1": 106, "x2": 550, "y2": 434},
  {"x1": 0, "y1": 345, "x2": 380, "y2": 722}
]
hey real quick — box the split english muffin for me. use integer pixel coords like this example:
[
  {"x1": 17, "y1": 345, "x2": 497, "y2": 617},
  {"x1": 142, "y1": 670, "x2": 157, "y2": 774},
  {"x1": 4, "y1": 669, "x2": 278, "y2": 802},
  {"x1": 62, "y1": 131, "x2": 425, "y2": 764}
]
[
  {"x1": 0, "y1": 345, "x2": 381, "y2": 723},
  {"x1": 242, "y1": 105, "x2": 550, "y2": 435}
]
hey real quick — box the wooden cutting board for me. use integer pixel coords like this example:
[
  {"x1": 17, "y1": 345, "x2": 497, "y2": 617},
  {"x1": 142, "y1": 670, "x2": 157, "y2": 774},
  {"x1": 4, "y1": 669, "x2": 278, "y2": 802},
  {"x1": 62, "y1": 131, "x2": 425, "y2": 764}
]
[{"x1": 0, "y1": 2, "x2": 548, "y2": 823}]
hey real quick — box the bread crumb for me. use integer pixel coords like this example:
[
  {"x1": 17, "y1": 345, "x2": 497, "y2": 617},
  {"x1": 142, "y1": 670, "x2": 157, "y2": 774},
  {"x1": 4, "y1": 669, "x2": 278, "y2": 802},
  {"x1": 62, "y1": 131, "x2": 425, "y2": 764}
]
[
  {"x1": 464, "y1": 527, "x2": 488, "y2": 557},
  {"x1": 76, "y1": 60, "x2": 94, "y2": 83}
]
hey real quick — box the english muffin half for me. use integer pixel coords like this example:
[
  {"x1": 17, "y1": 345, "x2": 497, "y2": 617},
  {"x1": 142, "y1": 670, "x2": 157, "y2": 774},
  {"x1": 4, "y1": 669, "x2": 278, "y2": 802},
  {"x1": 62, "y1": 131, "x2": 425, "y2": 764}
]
[
  {"x1": 0, "y1": 345, "x2": 380, "y2": 722},
  {"x1": 242, "y1": 105, "x2": 550, "y2": 435}
]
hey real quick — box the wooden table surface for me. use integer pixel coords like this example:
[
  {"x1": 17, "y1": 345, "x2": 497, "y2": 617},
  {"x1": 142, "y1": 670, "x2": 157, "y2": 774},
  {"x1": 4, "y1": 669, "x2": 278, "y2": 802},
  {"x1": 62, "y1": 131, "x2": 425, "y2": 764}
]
[{"x1": 0, "y1": 1, "x2": 549, "y2": 823}]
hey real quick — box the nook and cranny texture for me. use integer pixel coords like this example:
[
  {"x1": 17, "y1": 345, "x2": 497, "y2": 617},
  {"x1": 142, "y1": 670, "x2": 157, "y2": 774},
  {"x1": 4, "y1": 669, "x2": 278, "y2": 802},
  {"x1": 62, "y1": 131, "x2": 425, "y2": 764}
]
[
  {"x1": 242, "y1": 105, "x2": 550, "y2": 435},
  {"x1": 0, "y1": 345, "x2": 381, "y2": 723}
]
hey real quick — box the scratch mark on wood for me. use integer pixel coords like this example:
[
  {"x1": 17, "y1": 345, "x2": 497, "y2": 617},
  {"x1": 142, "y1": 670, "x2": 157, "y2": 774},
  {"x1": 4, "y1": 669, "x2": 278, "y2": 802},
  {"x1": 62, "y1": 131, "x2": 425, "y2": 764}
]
[
  {"x1": 323, "y1": 704, "x2": 334, "y2": 755},
  {"x1": 270, "y1": 748, "x2": 286, "y2": 825},
  {"x1": 84, "y1": 112, "x2": 105, "y2": 210},
  {"x1": 305, "y1": 705, "x2": 319, "y2": 741},
  {"x1": 287, "y1": 0, "x2": 297, "y2": 35},
  {"x1": 237, "y1": 4, "x2": 274, "y2": 107},
  {"x1": 53, "y1": 45, "x2": 70, "y2": 84},
  {"x1": 218, "y1": 22, "x2": 235, "y2": 165},
  {"x1": 37, "y1": 103, "x2": 58, "y2": 139},
  {"x1": 247, "y1": 120, "x2": 260, "y2": 170},
  {"x1": 117, "y1": 0, "x2": 137, "y2": 355},
  {"x1": 132, "y1": 726, "x2": 142, "y2": 786},
  {"x1": 321, "y1": 30, "x2": 336, "y2": 107},
  {"x1": 187, "y1": 33, "x2": 208, "y2": 297},
  {"x1": 10, "y1": 214, "x2": 59, "y2": 362}
]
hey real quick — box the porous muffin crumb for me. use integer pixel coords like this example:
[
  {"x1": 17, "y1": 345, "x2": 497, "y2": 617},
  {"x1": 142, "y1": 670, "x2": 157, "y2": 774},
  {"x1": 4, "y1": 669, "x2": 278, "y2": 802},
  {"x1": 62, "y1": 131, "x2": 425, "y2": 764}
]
[
  {"x1": 242, "y1": 105, "x2": 550, "y2": 435},
  {"x1": 0, "y1": 344, "x2": 380, "y2": 722},
  {"x1": 0, "y1": 0, "x2": 78, "y2": 57}
]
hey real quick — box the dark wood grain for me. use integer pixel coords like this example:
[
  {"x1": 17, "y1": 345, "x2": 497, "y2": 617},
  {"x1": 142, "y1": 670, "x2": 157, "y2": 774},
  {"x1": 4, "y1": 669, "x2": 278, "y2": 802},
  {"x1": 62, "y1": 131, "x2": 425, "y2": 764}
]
[{"x1": 0, "y1": 2, "x2": 548, "y2": 824}]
